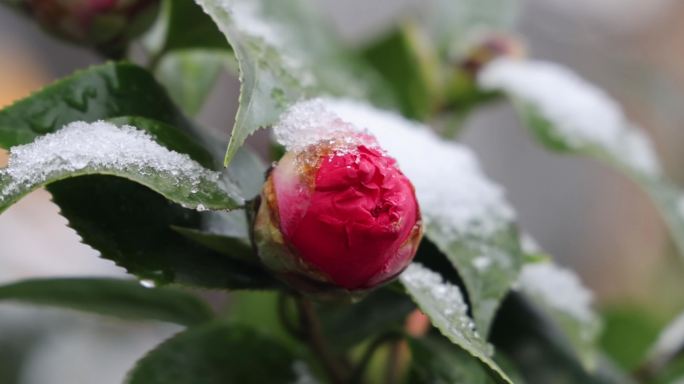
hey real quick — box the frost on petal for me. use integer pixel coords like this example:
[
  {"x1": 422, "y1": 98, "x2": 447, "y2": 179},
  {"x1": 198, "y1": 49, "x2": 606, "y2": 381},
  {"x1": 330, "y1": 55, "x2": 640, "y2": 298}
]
[
  {"x1": 479, "y1": 58, "x2": 661, "y2": 176},
  {"x1": 0, "y1": 121, "x2": 242, "y2": 211},
  {"x1": 273, "y1": 98, "x2": 515, "y2": 238}
]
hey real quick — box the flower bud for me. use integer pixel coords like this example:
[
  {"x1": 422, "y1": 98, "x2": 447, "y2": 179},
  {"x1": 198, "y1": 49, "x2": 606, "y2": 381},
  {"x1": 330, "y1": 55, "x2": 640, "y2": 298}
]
[
  {"x1": 253, "y1": 134, "x2": 422, "y2": 293},
  {"x1": 24, "y1": 0, "x2": 159, "y2": 56}
]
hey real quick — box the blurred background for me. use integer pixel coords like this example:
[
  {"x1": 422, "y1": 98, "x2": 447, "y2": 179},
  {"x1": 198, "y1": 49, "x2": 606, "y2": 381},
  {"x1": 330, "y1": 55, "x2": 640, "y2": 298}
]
[{"x1": 2, "y1": 0, "x2": 684, "y2": 382}]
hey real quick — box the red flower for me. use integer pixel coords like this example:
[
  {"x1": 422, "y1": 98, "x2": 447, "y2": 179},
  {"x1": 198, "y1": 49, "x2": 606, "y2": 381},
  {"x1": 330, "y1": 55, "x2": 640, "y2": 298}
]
[
  {"x1": 25, "y1": 0, "x2": 159, "y2": 55},
  {"x1": 254, "y1": 135, "x2": 422, "y2": 292}
]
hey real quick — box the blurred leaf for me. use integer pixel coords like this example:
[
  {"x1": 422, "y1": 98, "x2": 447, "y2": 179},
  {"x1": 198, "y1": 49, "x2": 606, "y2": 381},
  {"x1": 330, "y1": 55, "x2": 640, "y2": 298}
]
[
  {"x1": 399, "y1": 263, "x2": 513, "y2": 384},
  {"x1": 0, "y1": 278, "x2": 213, "y2": 326},
  {"x1": 362, "y1": 22, "x2": 441, "y2": 120},
  {"x1": 195, "y1": 0, "x2": 393, "y2": 165},
  {"x1": 226, "y1": 291, "x2": 296, "y2": 348},
  {"x1": 407, "y1": 335, "x2": 493, "y2": 384},
  {"x1": 639, "y1": 311, "x2": 684, "y2": 379},
  {"x1": 491, "y1": 293, "x2": 635, "y2": 384},
  {"x1": 156, "y1": 49, "x2": 232, "y2": 116},
  {"x1": 0, "y1": 120, "x2": 242, "y2": 214},
  {"x1": 320, "y1": 287, "x2": 415, "y2": 352},
  {"x1": 427, "y1": 0, "x2": 519, "y2": 59},
  {"x1": 517, "y1": 262, "x2": 602, "y2": 369},
  {"x1": 600, "y1": 305, "x2": 663, "y2": 370},
  {"x1": 127, "y1": 323, "x2": 307, "y2": 384}
]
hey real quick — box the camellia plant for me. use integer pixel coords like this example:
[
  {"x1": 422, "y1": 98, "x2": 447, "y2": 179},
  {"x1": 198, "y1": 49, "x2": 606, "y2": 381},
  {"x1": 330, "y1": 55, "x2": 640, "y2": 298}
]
[{"x1": 2, "y1": 0, "x2": 684, "y2": 383}]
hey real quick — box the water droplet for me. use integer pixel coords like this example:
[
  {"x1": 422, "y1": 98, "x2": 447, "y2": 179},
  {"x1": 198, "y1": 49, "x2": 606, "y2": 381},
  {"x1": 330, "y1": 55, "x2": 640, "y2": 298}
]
[{"x1": 139, "y1": 279, "x2": 156, "y2": 288}]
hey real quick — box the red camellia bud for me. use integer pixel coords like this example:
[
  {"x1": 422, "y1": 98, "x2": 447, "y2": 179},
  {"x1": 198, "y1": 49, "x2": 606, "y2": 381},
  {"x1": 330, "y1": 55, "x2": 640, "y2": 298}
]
[
  {"x1": 24, "y1": 0, "x2": 159, "y2": 56},
  {"x1": 254, "y1": 134, "x2": 422, "y2": 293}
]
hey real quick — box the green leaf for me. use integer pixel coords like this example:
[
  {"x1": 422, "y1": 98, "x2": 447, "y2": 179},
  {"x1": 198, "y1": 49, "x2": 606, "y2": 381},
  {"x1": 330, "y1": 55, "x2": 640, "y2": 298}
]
[
  {"x1": 399, "y1": 263, "x2": 513, "y2": 384},
  {"x1": 0, "y1": 62, "x2": 194, "y2": 148},
  {"x1": 480, "y1": 59, "x2": 684, "y2": 265},
  {"x1": 0, "y1": 120, "x2": 242, "y2": 214},
  {"x1": 320, "y1": 288, "x2": 416, "y2": 352},
  {"x1": 155, "y1": 49, "x2": 233, "y2": 116},
  {"x1": 49, "y1": 176, "x2": 277, "y2": 289},
  {"x1": 171, "y1": 226, "x2": 254, "y2": 264},
  {"x1": 517, "y1": 261, "x2": 602, "y2": 369},
  {"x1": 407, "y1": 336, "x2": 494, "y2": 384},
  {"x1": 362, "y1": 22, "x2": 441, "y2": 120},
  {"x1": 150, "y1": 0, "x2": 231, "y2": 54},
  {"x1": 639, "y1": 311, "x2": 684, "y2": 378},
  {"x1": 600, "y1": 306, "x2": 664, "y2": 370},
  {"x1": 195, "y1": 0, "x2": 393, "y2": 165},
  {"x1": 0, "y1": 278, "x2": 213, "y2": 326},
  {"x1": 491, "y1": 293, "x2": 635, "y2": 384},
  {"x1": 127, "y1": 323, "x2": 307, "y2": 384}
]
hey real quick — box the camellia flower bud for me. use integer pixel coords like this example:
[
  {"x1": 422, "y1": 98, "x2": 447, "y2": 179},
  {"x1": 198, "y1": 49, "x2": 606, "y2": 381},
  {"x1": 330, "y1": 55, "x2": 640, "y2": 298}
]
[
  {"x1": 24, "y1": 0, "x2": 159, "y2": 56},
  {"x1": 253, "y1": 134, "x2": 422, "y2": 293}
]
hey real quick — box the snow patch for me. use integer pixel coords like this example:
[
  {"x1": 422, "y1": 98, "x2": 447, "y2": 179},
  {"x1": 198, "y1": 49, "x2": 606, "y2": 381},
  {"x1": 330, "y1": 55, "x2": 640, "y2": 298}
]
[
  {"x1": 518, "y1": 262, "x2": 595, "y2": 323},
  {"x1": 479, "y1": 58, "x2": 661, "y2": 176}
]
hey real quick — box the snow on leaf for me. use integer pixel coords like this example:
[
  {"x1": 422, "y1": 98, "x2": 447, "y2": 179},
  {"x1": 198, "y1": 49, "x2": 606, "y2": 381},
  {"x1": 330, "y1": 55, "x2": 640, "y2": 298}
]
[
  {"x1": 0, "y1": 121, "x2": 243, "y2": 213},
  {"x1": 273, "y1": 98, "x2": 524, "y2": 335},
  {"x1": 479, "y1": 58, "x2": 684, "y2": 266},
  {"x1": 479, "y1": 58, "x2": 659, "y2": 175},
  {"x1": 399, "y1": 263, "x2": 513, "y2": 384},
  {"x1": 642, "y1": 310, "x2": 684, "y2": 373},
  {"x1": 517, "y1": 262, "x2": 602, "y2": 369}
]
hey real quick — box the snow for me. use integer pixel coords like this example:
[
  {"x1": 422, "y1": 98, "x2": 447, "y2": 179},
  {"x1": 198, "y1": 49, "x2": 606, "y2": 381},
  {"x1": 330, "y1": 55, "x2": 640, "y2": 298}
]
[
  {"x1": 0, "y1": 121, "x2": 232, "y2": 208},
  {"x1": 272, "y1": 98, "x2": 515, "y2": 237},
  {"x1": 400, "y1": 263, "x2": 482, "y2": 341},
  {"x1": 646, "y1": 311, "x2": 684, "y2": 366},
  {"x1": 517, "y1": 263, "x2": 595, "y2": 323},
  {"x1": 479, "y1": 58, "x2": 661, "y2": 176}
]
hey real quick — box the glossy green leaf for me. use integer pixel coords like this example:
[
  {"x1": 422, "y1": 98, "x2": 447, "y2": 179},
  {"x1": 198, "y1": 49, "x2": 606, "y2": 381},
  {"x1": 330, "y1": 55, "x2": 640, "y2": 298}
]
[
  {"x1": 0, "y1": 62, "x2": 194, "y2": 148},
  {"x1": 0, "y1": 278, "x2": 213, "y2": 326},
  {"x1": 362, "y1": 22, "x2": 441, "y2": 120},
  {"x1": 399, "y1": 263, "x2": 513, "y2": 384},
  {"x1": 171, "y1": 226, "x2": 254, "y2": 264},
  {"x1": 517, "y1": 261, "x2": 602, "y2": 369},
  {"x1": 0, "y1": 120, "x2": 242, "y2": 214},
  {"x1": 407, "y1": 336, "x2": 494, "y2": 384},
  {"x1": 156, "y1": 49, "x2": 233, "y2": 116},
  {"x1": 127, "y1": 323, "x2": 308, "y2": 384},
  {"x1": 195, "y1": 0, "x2": 393, "y2": 165}
]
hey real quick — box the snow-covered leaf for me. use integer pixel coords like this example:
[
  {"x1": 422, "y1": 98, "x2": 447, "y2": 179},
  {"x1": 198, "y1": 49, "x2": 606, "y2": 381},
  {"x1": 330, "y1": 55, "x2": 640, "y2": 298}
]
[
  {"x1": 127, "y1": 323, "x2": 307, "y2": 384},
  {"x1": 272, "y1": 98, "x2": 524, "y2": 334},
  {"x1": 399, "y1": 263, "x2": 513, "y2": 384},
  {"x1": 480, "y1": 58, "x2": 684, "y2": 264},
  {"x1": 0, "y1": 278, "x2": 214, "y2": 326},
  {"x1": 195, "y1": 0, "x2": 393, "y2": 165},
  {"x1": 0, "y1": 121, "x2": 243, "y2": 214},
  {"x1": 517, "y1": 262, "x2": 602, "y2": 369}
]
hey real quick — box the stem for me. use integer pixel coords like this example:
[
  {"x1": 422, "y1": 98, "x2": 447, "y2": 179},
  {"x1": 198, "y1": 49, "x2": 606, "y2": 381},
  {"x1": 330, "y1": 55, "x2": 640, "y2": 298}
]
[
  {"x1": 295, "y1": 297, "x2": 349, "y2": 384},
  {"x1": 350, "y1": 331, "x2": 403, "y2": 384},
  {"x1": 384, "y1": 340, "x2": 403, "y2": 384}
]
